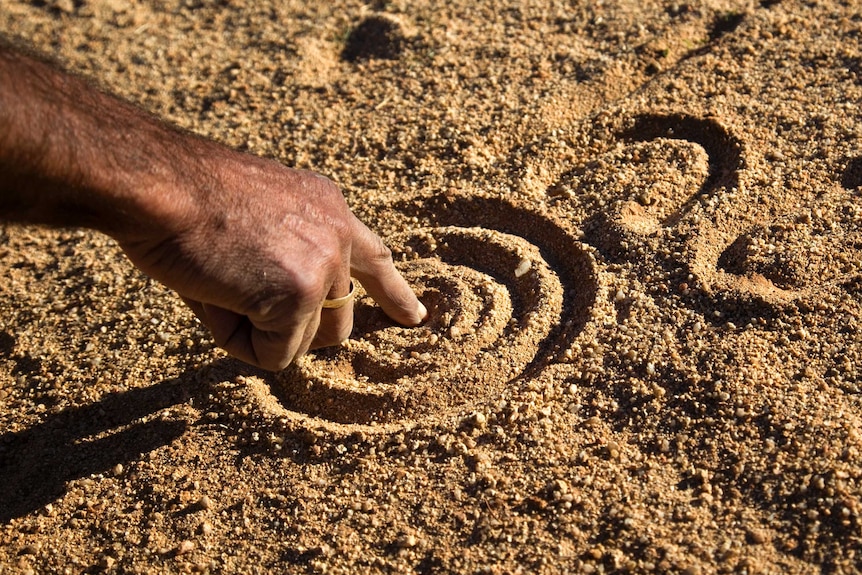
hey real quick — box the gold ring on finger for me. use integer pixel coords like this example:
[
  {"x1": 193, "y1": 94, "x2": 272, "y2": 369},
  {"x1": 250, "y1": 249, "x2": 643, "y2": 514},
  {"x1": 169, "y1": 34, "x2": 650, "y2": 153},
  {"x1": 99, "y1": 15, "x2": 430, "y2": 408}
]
[{"x1": 321, "y1": 280, "x2": 356, "y2": 309}]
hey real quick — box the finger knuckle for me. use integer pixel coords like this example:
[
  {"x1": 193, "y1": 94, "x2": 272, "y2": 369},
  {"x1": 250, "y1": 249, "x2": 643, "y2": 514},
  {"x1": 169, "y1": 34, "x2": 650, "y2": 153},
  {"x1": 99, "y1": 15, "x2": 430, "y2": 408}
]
[
  {"x1": 368, "y1": 236, "x2": 393, "y2": 263},
  {"x1": 310, "y1": 173, "x2": 349, "y2": 208},
  {"x1": 288, "y1": 270, "x2": 327, "y2": 310},
  {"x1": 333, "y1": 217, "x2": 353, "y2": 244},
  {"x1": 319, "y1": 240, "x2": 345, "y2": 271}
]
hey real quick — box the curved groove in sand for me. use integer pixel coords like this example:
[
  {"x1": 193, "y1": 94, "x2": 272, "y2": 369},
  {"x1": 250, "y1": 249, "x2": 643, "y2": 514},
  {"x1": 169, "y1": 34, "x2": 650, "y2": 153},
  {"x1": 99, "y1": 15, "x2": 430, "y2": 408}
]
[
  {"x1": 617, "y1": 113, "x2": 743, "y2": 227},
  {"x1": 263, "y1": 196, "x2": 599, "y2": 431},
  {"x1": 612, "y1": 113, "x2": 853, "y2": 314}
]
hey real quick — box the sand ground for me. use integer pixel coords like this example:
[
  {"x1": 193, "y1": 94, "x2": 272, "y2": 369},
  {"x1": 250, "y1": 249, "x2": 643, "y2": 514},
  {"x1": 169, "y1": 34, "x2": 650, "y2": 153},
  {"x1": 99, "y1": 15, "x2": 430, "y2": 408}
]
[{"x1": 2, "y1": 0, "x2": 862, "y2": 573}]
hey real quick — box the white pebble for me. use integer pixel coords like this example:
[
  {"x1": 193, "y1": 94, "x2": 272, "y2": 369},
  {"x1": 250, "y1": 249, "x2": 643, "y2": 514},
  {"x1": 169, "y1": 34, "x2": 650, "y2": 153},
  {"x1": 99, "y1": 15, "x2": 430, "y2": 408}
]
[
  {"x1": 197, "y1": 495, "x2": 213, "y2": 510},
  {"x1": 514, "y1": 258, "x2": 532, "y2": 278}
]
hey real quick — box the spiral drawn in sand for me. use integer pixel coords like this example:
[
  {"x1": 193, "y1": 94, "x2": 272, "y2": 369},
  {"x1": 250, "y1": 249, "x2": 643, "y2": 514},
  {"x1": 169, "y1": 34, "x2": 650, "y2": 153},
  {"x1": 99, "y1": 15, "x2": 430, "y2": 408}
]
[
  {"x1": 613, "y1": 114, "x2": 820, "y2": 311},
  {"x1": 618, "y1": 113, "x2": 743, "y2": 207},
  {"x1": 268, "y1": 197, "x2": 598, "y2": 430},
  {"x1": 595, "y1": 113, "x2": 860, "y2": 312}
]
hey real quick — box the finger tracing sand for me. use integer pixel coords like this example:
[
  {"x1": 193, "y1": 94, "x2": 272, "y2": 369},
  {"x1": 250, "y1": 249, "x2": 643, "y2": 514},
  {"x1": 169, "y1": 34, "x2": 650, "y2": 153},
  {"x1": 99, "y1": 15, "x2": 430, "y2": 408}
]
[{"x1": 2, "y1": 1, "x2": 862, "y2": 573}]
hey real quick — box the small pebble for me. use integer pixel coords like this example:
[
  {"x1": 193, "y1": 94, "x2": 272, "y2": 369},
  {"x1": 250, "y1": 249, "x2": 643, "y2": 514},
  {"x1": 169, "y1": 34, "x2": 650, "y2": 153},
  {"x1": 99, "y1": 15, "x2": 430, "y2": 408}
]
[
  {"x1": 746, "y1": 528, "x2": 767, "y2": 544},
  {"x1": 514, "y1": 258, "x2": 532, "y2": 278},
  {"x1": 52, "y1": 0, "x2": 75, "y2": 13},
  {"x1": 196, "y1": 495, "x2": 213, "y2": 510},
  {"x1": 176, "y1": 540, "x2": 195, "y2": 556}
]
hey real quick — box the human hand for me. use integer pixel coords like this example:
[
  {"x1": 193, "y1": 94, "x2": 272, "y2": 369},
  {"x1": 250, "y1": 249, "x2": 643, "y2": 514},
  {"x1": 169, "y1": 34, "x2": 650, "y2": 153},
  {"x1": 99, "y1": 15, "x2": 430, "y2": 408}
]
[
  {"x1": 117, "y1": 147, "x2": 427, "y2": 371},
  {"x1": 0, "y1": 44, "x2": 425, "y2": 370}
]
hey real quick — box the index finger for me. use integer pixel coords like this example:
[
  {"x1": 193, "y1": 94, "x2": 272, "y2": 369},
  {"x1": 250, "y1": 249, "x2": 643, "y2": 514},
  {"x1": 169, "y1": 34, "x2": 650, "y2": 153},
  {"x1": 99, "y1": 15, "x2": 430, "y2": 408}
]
[{"x1": 348, "y1": 216, "x2": 427, "y2": 326}]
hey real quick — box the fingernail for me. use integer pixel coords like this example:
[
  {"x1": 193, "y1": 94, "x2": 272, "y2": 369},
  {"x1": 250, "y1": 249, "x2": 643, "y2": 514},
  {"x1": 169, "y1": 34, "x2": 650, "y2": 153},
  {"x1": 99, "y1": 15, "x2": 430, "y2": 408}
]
[{"x1": 416, "y1": 301, "x2": 429, "y2": 324}]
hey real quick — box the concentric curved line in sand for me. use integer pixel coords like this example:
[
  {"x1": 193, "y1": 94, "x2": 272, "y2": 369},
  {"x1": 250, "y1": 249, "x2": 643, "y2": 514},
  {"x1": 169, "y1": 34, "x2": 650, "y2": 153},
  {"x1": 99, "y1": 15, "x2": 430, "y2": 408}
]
[
  {"x1": 617, "y1": 113, "x2": 743, "y2": 227},
  {"x1": 617, "y1": 114, "x2": 818, "y2": 312},
  {"x1": 608, "y1": 113, "x2": 854, "y2": 314},
  {"x1": 262, "y1": 196, "x2": 599, "y2": 432}
]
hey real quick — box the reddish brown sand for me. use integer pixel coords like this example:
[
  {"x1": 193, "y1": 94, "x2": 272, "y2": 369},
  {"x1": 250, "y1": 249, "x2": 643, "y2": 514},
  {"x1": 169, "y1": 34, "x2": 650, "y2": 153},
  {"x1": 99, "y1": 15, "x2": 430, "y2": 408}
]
[{"x1": 2, "y1": 1, "x2": 862, "y2": 573}]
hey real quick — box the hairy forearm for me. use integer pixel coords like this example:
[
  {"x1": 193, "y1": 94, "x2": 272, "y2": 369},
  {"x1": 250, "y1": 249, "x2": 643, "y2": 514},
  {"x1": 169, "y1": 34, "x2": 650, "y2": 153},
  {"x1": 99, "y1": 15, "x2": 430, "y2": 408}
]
[
  {"x1": 0, "y1": 43, "x2": 203, "y2": 241},
  {"x1": 0, "y1": 41, "x2": 427, "y2": 370}
]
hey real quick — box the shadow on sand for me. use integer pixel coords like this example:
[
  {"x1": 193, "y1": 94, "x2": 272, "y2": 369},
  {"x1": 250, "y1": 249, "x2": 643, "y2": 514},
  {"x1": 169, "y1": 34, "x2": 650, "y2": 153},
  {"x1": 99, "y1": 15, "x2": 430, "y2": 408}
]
[{"x1": 0, "y1": 360, "x2": 254, "y2": 523}]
